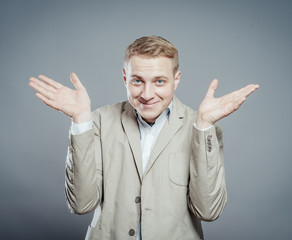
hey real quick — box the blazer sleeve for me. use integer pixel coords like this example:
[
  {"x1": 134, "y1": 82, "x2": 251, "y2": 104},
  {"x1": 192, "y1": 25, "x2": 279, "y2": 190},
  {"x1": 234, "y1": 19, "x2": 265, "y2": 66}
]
[
  {"x1": 188, "y1": 123, "x2": 227, "y2": 221},
  {"x1": 65, "y1": 111, "x2": 103, "y2": 215}
]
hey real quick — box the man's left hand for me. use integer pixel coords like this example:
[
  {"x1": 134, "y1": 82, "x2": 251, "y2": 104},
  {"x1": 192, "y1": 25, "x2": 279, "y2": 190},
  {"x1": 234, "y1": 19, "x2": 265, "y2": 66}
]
[{"x1": 196, "y1": 79, "x2": 260, "y2": 129}]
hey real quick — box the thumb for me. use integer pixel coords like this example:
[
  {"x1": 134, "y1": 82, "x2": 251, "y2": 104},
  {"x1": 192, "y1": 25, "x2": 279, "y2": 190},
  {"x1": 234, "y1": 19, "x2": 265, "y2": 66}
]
[
  {"x1": 70, "y1": 72, "x2": 84, "y2": 90},
  {"x1": 206, "y1": 79, "x2": 218, "y2": 98}
]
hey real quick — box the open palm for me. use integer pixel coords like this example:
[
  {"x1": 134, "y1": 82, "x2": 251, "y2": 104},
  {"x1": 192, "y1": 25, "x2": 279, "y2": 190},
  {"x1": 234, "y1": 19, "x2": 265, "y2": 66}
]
[
  {"x1": 29, "y1": 73, "x2": 92, "y2": 123},
  {"x1": 197, "y1": 79, "x2": 259, "y2": 128}
]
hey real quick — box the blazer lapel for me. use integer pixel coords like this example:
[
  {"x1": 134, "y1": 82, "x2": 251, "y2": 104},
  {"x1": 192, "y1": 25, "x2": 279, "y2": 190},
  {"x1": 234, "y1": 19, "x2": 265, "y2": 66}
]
[
  {"x1": 144, "y1": 96, "x2": 184, "y2": 175},
  {"x1": 121, "y1": 102, "x2": 143, "y2": 183}
]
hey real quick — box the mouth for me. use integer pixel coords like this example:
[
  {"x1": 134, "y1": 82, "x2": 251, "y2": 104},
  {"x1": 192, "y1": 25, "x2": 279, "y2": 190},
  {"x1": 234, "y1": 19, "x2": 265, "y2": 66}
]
[{"x1": 139, "y1": 100, "x2": 159, "y2": 109}]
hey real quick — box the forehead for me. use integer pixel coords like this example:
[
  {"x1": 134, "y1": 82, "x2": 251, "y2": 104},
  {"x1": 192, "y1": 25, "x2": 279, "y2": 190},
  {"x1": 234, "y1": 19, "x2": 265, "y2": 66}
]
[{"x1": 127, "y1": 55, "x2": 173, "y2": 75}]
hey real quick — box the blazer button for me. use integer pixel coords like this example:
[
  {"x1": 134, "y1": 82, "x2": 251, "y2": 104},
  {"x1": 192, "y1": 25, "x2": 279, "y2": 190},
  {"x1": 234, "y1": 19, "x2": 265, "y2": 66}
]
[
  {"x1": 135, "y1": 196, "x2": 141, "y2": 203},
  {"x1": 129, "y1": 229, "x2": 135, "y2": 236}
]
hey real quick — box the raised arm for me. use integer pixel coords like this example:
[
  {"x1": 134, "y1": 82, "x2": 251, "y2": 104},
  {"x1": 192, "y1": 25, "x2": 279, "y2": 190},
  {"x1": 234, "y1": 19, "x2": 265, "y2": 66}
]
[
  {"x1": 188, "y1": 80, "x2": 259, "y2": 221},
  {"x1": 29, "y1": 73, "x2": 102, "y2": 214},
  {"x1": 29, "y1": 73, "x2": 92, "y2": 123}
]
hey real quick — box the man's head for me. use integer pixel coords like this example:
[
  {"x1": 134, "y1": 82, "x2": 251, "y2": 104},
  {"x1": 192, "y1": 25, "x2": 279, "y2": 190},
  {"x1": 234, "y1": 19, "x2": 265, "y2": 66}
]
[
  {"x1": 123, "y1": 36, "x2": 181, "y2": 123},
  {"x1": 124, "y1": 36, "x2": 179, "y2": 74}
]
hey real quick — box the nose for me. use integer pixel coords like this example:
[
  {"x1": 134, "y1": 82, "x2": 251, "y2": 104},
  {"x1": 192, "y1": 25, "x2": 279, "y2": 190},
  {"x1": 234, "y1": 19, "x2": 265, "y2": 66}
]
[{"x1": 141, "y1": 83, "x2": 155, "y2": 101}]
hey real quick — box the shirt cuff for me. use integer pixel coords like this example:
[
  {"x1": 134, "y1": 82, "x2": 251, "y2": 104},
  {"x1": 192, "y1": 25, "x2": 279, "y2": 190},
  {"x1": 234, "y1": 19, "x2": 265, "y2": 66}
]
[
  {"x1": 71, "y1": 120, "x2": 93, "y2": 135},
  {"x1": 193, "y1": 122, "x2": 214, "y2": 131}
]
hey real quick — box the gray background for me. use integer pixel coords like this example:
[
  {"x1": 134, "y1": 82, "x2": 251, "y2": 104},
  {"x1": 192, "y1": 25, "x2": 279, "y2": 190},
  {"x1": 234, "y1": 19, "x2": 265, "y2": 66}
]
[{"x1": 0, "y1": 0, "x2": 291, "y2": 239}]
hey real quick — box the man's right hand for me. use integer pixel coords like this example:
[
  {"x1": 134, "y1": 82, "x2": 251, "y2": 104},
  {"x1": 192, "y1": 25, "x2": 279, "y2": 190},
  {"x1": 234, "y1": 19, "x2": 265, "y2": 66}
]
[{"x1": 29, "y1": 73, "x2": 92, "y2": 123}]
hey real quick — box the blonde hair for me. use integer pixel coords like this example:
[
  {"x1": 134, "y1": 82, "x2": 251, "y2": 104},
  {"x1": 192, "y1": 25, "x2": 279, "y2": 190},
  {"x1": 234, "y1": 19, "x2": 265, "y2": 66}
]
[{"x1": 124, "y1": 36, "x2": 179, "y2": 74}]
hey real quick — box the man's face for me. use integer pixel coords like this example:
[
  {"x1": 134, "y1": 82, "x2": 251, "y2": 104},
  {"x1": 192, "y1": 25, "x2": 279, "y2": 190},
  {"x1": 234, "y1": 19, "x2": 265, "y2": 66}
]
[{"x1": 123, "y1": 55, "x2": 180, "y2": 123}]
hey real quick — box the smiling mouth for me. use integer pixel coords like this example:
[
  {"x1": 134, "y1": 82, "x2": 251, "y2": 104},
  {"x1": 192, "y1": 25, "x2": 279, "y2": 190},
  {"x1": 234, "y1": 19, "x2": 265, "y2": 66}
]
[{"x1": 139, "y1": 101, "x2": 159, "y2": 109}]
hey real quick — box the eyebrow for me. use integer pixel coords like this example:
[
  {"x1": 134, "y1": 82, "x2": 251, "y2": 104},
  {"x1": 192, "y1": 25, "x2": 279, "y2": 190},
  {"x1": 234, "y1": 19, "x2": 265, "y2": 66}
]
[
  {"x1": 153, "y1": 75, "x2": 168, "y2": 80},
  {"x1": 130, "y1": 74, "x2": 169, "y2": 80},
  {"x1": 131, "y1": 74, "x2": 144, "y2": 79}
]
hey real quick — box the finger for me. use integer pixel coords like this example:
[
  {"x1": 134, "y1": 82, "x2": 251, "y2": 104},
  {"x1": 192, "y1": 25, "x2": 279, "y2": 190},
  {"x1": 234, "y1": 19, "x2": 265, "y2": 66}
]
[
  {"x1": 38, "y1": 75, "x2": 63, "y2": 89},
  {"x1": 221, "y1": 95, "x2": 246, "y2": 118},
  {"x1": 29, "y1": 81, "x2": 56, "y2": 100},
  {"x1": 238, "y1": 84, "x2": 260, "y2": 98},
  {"x1": 36, "y1": 93, "x2": 58, "y2": 109},
  {"x1": 240, "y1": 84, "x2": 259, "y2": 93},
  {"x1": 206, "y1": 79, "x2": 218, "y2": 98},
  {"x1": 29, "y1": 77, "x2": 57, "y2": 94},
  {"x1": 70, "y1": 72, "x2": 84, "y2": 90},
  {"x1": 232, "y1": 85, "x2": 257, "y2": 109},
  {"x1": 230, "y1": 100, "x2": 245, "y2": 114},
  {"x1": 233, "y1": 95, "x2": 246, "y2": 110}
]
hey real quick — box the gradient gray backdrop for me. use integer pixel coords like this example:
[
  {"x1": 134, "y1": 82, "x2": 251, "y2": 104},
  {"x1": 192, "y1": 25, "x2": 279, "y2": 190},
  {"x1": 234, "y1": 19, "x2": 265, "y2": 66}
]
[{"x1": 1, "y1": 0, "x2": 291, "y2": 239}]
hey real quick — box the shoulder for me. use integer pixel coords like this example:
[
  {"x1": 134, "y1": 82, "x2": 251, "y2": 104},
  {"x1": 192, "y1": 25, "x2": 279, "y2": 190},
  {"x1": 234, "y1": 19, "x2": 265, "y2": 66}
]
[
  {"x1": 91, "y1": 100, "x2": 128, "y2": 121},
  {"x1": 173, "y1": 95, "x2": 197, "y2": 120}
]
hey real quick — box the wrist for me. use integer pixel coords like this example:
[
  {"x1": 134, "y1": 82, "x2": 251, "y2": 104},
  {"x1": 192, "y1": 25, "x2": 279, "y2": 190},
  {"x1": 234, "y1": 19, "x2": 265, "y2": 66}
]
[
  {"x1": 196, "y1": 114, "x2": 213, "y2": 129},
  {"x1": 72, "y1": 110, "x2": 92, "y2": 124}
]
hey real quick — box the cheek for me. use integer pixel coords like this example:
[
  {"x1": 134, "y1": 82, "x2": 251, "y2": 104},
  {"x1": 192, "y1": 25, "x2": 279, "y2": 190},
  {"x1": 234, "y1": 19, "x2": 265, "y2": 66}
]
[
  {"x1": 156, "y1": 86, "x2": 174, "y2": 99},
  {"x1": 128, "y1": 85, "x2": 141, "y2": 99}
]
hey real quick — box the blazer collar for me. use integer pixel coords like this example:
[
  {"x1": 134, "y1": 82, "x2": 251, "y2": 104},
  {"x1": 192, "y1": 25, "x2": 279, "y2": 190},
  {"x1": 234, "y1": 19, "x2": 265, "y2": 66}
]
[{"x1": 121, "y1": 102, "x2": 143, "y2": 183}]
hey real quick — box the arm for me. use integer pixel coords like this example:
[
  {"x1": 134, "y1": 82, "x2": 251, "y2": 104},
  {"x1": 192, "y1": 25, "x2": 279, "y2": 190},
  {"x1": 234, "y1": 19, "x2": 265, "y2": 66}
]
[
  {"x1": 65, "y1": 114, "x2": 103, "y2": 215},
  {"x1": 188, "y1": 123, "x2": 226, "y2": 221},
  {"x1": 29, "y1": 73, "x2": 101, "y2": 214},
  {"x1": 188, "y1": 79, "x2": 259, "y2": 221}
]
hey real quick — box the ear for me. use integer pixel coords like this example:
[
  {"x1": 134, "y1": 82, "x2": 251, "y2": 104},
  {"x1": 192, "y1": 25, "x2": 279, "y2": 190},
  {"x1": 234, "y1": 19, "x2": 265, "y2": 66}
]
[
  {"x1": 174, "y1": 70, "x2": 181, "y2": 90},
  {"x1": 122, "y1": 68, "x2": 127, "y2": 86}
]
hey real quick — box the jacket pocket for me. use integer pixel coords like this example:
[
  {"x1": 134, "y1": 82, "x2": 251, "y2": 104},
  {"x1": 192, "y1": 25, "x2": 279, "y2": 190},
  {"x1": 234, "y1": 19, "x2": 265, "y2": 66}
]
[{"x1": 168, "y1": 153, "x2": 190, "y2": 187}]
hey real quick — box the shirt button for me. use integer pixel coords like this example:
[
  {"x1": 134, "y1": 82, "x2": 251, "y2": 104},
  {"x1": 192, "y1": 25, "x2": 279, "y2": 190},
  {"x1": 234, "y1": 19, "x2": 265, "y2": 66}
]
[
  {"x1": 129, "y1": 229, "x2": 135, "y2": 236},
  {"x1": 135, "y1": 196, "x2": 141, "y2": 203}
]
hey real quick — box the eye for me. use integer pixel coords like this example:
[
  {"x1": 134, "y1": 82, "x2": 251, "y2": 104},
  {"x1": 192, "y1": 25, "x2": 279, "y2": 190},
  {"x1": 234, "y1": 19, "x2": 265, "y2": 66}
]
[
  {"x1": 156, "y1": 79, "x2": 165, "y2": 85},
  {"x1": 132, "y1": 79, "x2": 142, "y2": 85}
]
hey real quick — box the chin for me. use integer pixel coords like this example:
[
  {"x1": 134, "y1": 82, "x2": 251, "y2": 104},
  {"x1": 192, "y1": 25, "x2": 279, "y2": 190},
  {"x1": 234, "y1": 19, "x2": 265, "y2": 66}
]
[{"x1": 140, "y1": 112, "x2": 159, "y2": 122}]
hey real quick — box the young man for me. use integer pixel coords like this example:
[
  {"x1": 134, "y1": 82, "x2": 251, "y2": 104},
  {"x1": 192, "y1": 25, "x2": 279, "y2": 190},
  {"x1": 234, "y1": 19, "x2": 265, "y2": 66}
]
[{"x1": 29, "y1": 36, "x2": 259, "y2": 239}]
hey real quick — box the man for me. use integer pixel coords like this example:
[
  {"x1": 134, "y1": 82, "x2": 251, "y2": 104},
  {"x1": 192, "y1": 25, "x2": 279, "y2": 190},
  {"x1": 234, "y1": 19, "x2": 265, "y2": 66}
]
[{"x1": 29, "y1": 36, "x2": 259, "y2": 239}]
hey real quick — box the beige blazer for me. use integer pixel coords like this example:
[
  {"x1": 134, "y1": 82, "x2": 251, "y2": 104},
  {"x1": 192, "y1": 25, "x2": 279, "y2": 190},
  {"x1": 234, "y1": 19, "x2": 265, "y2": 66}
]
[{"x1": 65, "y1": 96, "x2": 227, "y2": 240}]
